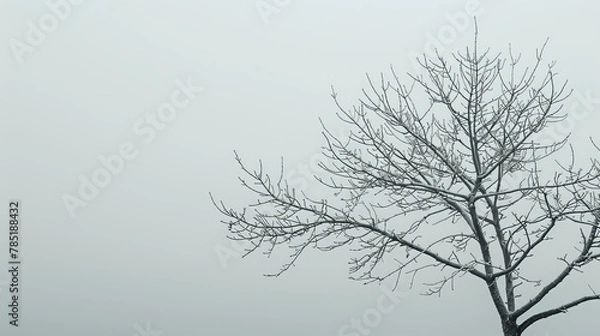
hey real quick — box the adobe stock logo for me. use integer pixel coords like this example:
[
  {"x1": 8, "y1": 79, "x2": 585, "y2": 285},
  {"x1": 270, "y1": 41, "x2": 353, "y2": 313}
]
[
  {"x1": 9, "y1": 0, "x2": 86, "y2": 64},
  {"x1": 338, "y1": 284, "x2": 409, "y2": 336},
  {"x1": 215, "y1": 239, "x2": 254, "y2": 269},
  {"x1": 283, "y1": 126, "x2": 349, "y2": 192},
  {"x1": 255, "y1": 0, "x2": 293, "y2": 25},
  {"x1": 133, "y1": 321, "x2": 163, "y2": 336},
  {"x1": 61, "y1": 77, "x2": 203, "y2": 218},
  {"x1": 503, "y1": 89, "x2": 600, "y2": 190},
  {"x1": 407, "y1": 0, "x2": 484, "y2": 73}
]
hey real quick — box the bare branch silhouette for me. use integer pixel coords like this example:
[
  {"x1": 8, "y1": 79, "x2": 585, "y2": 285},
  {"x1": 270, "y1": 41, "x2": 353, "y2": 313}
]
[{"x1": 212, "y1": 32, "x2": 600, "y2": 336}]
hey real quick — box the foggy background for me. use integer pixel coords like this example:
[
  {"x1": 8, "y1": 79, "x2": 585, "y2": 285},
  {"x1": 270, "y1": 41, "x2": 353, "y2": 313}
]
[{"x1": 1, "y1": 1, "x2": 599, "y2": 335}]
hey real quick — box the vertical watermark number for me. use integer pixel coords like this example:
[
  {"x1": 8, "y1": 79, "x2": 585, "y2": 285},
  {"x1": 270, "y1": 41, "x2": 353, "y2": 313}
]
[{"x1": 7, "y1": 200, "x2": 21, "y2": 327}]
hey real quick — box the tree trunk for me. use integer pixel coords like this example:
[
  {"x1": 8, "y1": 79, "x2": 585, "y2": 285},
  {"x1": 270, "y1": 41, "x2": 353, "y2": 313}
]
[{"x1": 502, "y1": 318, "x2": 520, "y2": 336}]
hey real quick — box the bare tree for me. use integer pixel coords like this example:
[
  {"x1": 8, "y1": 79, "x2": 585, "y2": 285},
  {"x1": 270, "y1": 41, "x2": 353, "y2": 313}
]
[{"x1": 211, "y1": 32, "x2": 600, "y2": 336}]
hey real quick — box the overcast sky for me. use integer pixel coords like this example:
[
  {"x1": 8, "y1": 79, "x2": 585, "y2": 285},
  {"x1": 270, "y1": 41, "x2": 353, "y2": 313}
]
[{"x1": 1, "y1": 1, "x2": 600, "y2": 335}]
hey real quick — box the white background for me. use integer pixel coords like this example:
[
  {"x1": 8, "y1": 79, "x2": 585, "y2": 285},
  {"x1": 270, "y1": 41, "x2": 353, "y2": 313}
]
[{"x1": 1, "y1": 1, "x2": 599, "y2": 335}]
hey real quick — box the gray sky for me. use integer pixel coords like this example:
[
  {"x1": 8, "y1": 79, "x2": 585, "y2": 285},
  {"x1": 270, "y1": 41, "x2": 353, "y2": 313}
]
[{"x1": 1, "y1": 1, "x2": 599, "y2": 335}]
